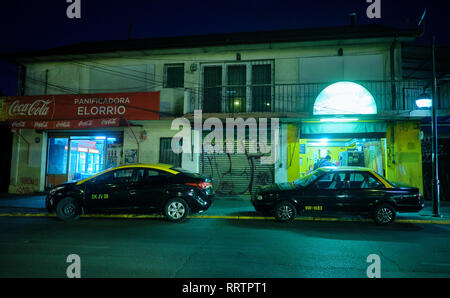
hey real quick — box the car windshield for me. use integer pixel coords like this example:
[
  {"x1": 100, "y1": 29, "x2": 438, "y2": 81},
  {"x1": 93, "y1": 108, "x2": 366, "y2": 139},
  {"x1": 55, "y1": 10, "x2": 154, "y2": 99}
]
[{"x1": 292, "y1": 169, "x2": 325, "y2": 188}]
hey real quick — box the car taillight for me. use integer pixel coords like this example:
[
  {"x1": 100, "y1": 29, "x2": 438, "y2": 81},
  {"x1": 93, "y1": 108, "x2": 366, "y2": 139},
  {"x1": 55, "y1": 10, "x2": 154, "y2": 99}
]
[{"x1": 186, "y1": 182, "x2": 212, "y2": 190}]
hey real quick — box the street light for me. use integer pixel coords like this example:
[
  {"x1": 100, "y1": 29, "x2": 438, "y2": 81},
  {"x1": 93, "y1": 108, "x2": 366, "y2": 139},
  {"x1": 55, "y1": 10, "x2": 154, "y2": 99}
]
[{"x1": 418, "y1": 8, "x2": 440, "y2": 217}]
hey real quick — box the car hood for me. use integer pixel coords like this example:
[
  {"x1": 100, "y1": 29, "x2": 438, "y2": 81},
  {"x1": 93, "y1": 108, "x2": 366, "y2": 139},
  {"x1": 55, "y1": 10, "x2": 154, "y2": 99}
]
[{"x1": 52, "y1": 181, "x2": 78, "y2": 190}]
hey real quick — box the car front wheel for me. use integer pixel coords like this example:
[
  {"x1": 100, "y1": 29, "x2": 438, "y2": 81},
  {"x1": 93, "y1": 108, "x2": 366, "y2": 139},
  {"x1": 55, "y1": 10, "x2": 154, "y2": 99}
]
[
  {"x1": 274, "y1": 201, "x2": 296, "y2": 223},
  {"x1": 164, "y1": 198, "x2": 190, "y2": 223},
  {"x1": 56, "y1": 197, "x2": 81, "y2": 222},
  {"x1": 373, "y1": 203, "x2": 396, "y2": 225}
]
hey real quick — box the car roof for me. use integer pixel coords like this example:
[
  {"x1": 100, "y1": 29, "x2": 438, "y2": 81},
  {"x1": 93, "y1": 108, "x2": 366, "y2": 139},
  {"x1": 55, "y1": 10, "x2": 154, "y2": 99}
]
[
  {"x1": 319, "y1": 166, "x2": 373, "y2": 172},
  {"x1": 75, "y1": 163, "x2": 180, "y2": 185}
]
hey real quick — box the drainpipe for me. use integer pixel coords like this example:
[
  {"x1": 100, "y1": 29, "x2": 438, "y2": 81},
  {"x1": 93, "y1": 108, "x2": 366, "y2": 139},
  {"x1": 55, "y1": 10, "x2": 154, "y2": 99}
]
[{"x1": 124, "y1": 118, "x2": 140, "y2": 163}]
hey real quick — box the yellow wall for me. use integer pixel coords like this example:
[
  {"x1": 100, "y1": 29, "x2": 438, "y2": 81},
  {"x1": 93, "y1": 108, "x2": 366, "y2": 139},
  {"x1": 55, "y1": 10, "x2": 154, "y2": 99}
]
[
  {"x1": 287, "y1": 124, "x2": 300, "y2": 182},
  {"x1": 289, "y1": 121, "x2": 424, "y2": 194},
  {"x1": 386, "y1": 121, "x2": 424, "y2": 194}
]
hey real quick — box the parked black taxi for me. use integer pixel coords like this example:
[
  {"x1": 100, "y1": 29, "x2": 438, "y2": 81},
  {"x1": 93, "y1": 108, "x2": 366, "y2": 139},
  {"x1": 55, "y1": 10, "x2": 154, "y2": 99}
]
[
  {"x1": 46, "y1": 164, "x2": 214, "y2": 222},
  {"x1": 251, "y1": 167, "x2": 424, "y2": 225}
]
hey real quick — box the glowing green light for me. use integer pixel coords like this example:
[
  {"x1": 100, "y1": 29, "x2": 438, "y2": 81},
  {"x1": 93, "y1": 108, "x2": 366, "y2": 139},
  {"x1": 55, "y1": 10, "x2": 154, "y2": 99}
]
[{"x1": 313, "y1": 82, "x2": 377, "y2": 115}]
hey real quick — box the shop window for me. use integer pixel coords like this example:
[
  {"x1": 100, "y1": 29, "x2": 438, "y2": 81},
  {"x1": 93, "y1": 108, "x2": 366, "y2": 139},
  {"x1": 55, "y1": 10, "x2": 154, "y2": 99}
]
[{"x1": 164, "y1": 64, "x2": 184, "y2": 88}]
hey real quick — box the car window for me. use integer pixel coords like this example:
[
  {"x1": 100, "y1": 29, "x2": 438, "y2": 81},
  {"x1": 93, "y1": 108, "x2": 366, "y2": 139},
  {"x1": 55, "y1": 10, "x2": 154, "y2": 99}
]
[
  {"x1": 92, "y1": 171, "x2": 113, "y2": 184},
  {"x1": 349, "y1": 172, "x2": 383, "y2": 189},
  {"x1": 144, "y1": 169, "x2": 172, "y2": 184},
  {"x1": 293, "y1": 169, "x2": 323, "y2": 188},
  {"x1": 112, "y1": 169, "x2": 135, "y2": 183},
  {"x1": 313, "y1": 172, "x2": 346, "y2": 190},
  {"x1": 90, "y1": 168, "x2": 145, "y2": 184}
]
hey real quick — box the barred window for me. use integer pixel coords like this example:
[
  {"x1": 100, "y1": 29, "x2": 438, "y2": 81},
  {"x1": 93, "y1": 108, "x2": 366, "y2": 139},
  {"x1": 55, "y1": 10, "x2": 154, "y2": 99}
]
[
  {"x1": 159, "y1": 138, "x2": 182, "y2": 167},
  {"x1": 164, "y1": 64, "x2": 184, "y2": 88}
]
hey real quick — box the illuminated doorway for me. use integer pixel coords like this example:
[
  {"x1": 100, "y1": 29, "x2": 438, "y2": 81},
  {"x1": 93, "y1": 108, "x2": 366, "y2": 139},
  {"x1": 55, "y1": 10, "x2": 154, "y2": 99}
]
[
  {"x1": 299, "y1": 137, "x2": 387, "y2": 178},
  {"x1": 46, "y1": 134, "x2": 122, "y2": 188}
]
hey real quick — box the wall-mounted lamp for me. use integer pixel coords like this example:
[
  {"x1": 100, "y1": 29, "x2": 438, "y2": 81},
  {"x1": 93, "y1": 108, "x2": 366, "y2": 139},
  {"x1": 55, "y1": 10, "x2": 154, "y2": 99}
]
[
  {"x1": 140, "y1": 130, "x2": 147, "y2": 141},
  {"x1": 190, "y1": 63, "x2": 198, "y2": 72}
]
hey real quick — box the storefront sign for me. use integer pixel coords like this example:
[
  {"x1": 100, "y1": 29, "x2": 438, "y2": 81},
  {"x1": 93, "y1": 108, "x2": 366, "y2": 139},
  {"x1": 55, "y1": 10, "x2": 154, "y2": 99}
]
[
  {"x1": 9, "y1": 118, "x2": 121, "y2": 130},
  {"x1": 1, "y1": 91, "x2": 160, "y2": 129}
]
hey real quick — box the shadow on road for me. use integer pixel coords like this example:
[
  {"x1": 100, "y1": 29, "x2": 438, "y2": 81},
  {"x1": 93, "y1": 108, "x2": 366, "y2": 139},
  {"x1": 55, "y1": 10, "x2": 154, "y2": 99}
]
[{"x1": 221, "y1": 211, "x2": 431, "y2": 242}]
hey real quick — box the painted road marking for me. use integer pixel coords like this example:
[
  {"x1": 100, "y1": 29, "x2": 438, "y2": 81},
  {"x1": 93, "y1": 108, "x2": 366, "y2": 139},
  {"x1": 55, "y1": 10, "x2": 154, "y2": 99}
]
[{"x1": 0, "y1": 212, "x2": 449, "y2": 225}]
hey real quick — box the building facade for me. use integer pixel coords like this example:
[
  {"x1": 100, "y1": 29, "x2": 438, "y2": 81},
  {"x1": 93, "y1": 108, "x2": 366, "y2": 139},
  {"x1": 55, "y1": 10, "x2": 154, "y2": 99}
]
[{"x1": 2, "y1": 25, "x2": 448, "y2": 198}]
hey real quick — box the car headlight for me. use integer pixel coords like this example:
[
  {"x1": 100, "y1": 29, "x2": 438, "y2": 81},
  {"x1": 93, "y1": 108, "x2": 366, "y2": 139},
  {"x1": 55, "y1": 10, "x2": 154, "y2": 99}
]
[{"x1": 257, "y1": 195, "x2": 263, "y2": 201}]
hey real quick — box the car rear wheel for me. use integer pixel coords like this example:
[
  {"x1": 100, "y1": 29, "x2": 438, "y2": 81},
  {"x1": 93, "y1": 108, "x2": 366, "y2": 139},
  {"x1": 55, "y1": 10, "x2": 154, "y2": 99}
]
[
  {"x1": 373, "y1": 203, "x2": 396, "y2": 225},
  {"x1": 164, "y1": 198, "x2": 190, "y2": 223},
  {"x1": 56, "y1": 197, "x2": 81, "y2": 222},
  {"x1": 274, "y1": 201, "x2": 296, "y2": 223}
]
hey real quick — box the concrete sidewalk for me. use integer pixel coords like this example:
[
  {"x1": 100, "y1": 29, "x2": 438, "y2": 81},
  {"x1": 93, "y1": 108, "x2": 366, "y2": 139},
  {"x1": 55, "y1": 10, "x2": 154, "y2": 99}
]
[{"x1": 0, "y1": 193, "x2": 449, "y2": 224}]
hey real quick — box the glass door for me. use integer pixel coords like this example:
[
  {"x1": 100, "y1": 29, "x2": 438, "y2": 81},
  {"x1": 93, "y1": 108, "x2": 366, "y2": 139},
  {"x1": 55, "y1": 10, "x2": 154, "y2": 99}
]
[
  {"x1": 67, "y1": 137, "x2": 106, "y2": 182},
  {"x1": 46, "y1": 137, "x2": 69, "y2": 188}
]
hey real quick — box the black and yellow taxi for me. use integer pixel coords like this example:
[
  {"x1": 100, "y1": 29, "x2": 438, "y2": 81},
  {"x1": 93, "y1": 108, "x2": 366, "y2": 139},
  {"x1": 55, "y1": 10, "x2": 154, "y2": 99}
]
[
  {"x1": 46, "y1": 164, "x2": 214, "y2": 222},
  {"x1": 251, "y1": 167, "x2": 424, "y2": 225}
]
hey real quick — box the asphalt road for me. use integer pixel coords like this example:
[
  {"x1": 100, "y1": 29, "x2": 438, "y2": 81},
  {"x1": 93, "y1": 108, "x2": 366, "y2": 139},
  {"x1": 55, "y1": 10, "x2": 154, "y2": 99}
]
[{"x1": 1, "y1": 215, "x2": 450, "y2": 278}]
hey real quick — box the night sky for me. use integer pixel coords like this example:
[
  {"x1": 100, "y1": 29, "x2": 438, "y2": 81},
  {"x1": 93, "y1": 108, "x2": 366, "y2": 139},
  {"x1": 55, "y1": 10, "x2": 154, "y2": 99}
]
[{"x1": 0, "y1": 0, "x2": 448, "y2": 96}]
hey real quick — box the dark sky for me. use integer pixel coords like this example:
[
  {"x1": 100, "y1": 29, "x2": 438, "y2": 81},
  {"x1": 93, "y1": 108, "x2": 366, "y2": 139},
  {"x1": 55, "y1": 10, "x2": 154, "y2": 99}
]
[{"x1": 0, "y1": 0, "x2": 448, "y2": 96}]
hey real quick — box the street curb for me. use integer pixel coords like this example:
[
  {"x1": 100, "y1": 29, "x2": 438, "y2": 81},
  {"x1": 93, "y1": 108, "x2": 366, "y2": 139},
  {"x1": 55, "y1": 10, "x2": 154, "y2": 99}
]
[{"x1": 1, "y1": 212, "x2": 450, "y2": 225}]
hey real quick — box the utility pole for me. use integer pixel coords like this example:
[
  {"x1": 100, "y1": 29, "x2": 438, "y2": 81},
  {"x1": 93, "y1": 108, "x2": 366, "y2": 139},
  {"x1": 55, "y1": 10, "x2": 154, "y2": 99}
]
[{"x1": 431, "y1": 35, "x2": 440, "y2": 217}]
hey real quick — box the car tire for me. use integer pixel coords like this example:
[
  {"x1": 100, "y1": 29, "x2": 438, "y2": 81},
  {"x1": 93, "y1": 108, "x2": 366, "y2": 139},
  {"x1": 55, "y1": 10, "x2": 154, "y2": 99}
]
[
  {"x1": 274, "y1": 201, "x2": 296, "y2": 223},
  {"x1": 164, "y1": 198, "x2": 190, "y2": 223},
  {"x1": 56, "y1": 197, "x2": 81, "y2": 222},
  {"x1": 373, "y1": 203, "x2": 396, "y2": 225}
]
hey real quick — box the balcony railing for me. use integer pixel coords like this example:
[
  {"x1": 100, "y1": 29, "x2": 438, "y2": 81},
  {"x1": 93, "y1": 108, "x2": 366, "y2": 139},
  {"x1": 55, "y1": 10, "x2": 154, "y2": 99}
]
[{"x1": 184, "y1": 80, "x2": 450, "y2": 115}]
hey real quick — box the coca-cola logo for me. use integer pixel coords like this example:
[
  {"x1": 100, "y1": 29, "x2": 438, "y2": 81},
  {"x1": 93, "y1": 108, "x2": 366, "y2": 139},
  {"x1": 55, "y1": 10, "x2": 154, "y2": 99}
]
[
  {"x1": 78, "y1": 120, "x2": 93, "y2": 127},
  {"x1": 8, "y1": 99, "x2": 53, "y2": 118},
  {"x1": 101, "y1": 118, "x2": 117, "y2": 126},
  {"x1": 56, "y1": 121, "x2": 71, "y2": 128},
  {"x1": 34, "y1": 122, "x2": 49, "y2": 129},
  {"x1": 11, "y1": 121, "x2": 26, "y2": 128}
]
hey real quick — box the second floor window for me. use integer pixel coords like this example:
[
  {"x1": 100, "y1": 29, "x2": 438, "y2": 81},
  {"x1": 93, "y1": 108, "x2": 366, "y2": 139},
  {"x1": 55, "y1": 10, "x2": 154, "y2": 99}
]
[
  {"x1": 164, "y1": 64, "x2": 184, "y2": 88},
  {"x1": 202, "y1": 61, "x2": 273, "y2": 113}
]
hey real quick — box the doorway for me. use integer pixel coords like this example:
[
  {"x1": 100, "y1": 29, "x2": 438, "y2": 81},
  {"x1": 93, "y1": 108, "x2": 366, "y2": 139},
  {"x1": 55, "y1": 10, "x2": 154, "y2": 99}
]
[
  {"x1": 46, "y1": 134, "x2": 123, "y2": 188},
  {"x1": 299, "y1": 138, "x2": 387, "y2": 178}
]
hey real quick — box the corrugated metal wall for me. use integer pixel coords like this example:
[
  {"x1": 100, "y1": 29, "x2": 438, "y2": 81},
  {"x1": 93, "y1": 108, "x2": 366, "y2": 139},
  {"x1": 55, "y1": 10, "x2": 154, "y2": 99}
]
[{"x1": 200, "y1": 138, "x2": 274, "y2": 195}]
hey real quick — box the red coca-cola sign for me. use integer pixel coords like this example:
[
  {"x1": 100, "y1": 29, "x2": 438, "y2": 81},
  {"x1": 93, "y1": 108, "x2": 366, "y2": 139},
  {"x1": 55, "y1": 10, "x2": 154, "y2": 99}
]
[
  {"x1": 8, "y1": 99, "x2": 54, "y2": 118},
  {"x1": 1, "y1": 92, "x2": 160, "y2": 130},
  {"x1": 1, "y1": 91, "x2": 159, "y2": 121}
]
